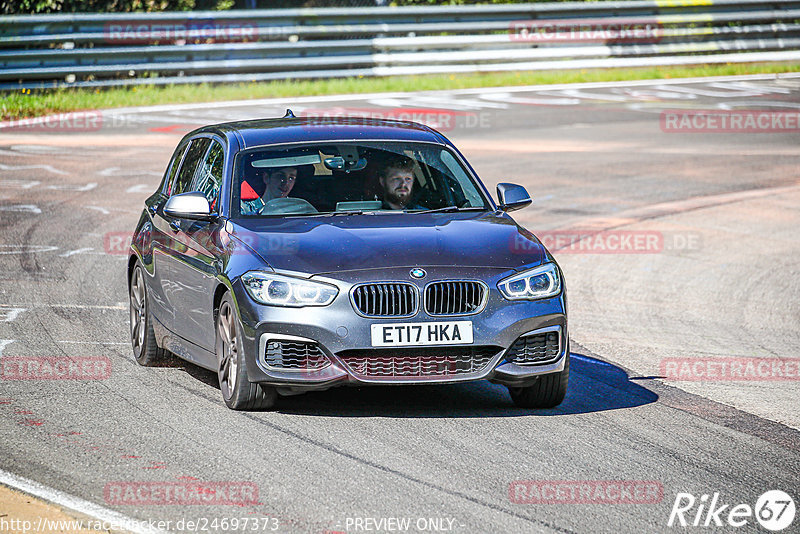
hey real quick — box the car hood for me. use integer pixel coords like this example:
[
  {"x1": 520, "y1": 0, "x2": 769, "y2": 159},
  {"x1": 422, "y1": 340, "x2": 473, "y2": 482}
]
[{"x1": 230, "y1": 212, "x2": 545, "y2": 276}]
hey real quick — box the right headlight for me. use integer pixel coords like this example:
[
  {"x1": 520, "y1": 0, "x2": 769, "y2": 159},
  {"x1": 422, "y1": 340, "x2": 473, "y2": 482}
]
[
  {"x1": 498, "y1": 263, "x2": 562, "y2": 300},
  {"x1": 241, "y1": 271, "x2": 338, "y2": 307}
]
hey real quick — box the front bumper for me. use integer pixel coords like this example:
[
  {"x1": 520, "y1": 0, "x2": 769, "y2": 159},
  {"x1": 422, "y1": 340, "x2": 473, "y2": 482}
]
[{"x1": 232, "y1": 266, "x2": 568, "y2": 393}]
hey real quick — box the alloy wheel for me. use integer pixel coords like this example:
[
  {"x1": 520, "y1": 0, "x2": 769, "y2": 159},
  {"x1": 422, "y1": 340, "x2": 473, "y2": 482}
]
[
  {"x1": 129, "y1": 267, "x2": 146, "y2": 354},
  {"x1": 217, "y1": 301, "x2": 239, "y2": 396}
]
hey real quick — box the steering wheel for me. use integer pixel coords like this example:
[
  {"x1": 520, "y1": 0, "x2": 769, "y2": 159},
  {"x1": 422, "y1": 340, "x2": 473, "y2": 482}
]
[{"x1": 259, "y1": 197, "x2": 319, "y2": 215}]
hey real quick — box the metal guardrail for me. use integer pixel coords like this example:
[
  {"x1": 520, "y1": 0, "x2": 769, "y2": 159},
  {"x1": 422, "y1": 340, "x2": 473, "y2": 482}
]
[{"x1": 1, "y1": 1, "x2": 799, "y2": 90}]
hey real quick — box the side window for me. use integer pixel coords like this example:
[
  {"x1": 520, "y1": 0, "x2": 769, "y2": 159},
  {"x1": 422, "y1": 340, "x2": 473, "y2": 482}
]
[
  {"x1": 171, "y1": 138, "x2": 211, "y2": 197},
  {"x1": 438, "y1": 149, "x2": 485, "y2": 208},
  {"x1": 191, "y1": 140, "x2": 225, "y2": 213},
  {"x1": 164, "y1": 143, "x2": 189, "y2": 196}
]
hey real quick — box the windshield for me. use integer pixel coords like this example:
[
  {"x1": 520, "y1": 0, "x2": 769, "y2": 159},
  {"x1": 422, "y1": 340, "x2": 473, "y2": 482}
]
[{"x1": 231, "y1": 141, "x2": 491, "y2": 217}]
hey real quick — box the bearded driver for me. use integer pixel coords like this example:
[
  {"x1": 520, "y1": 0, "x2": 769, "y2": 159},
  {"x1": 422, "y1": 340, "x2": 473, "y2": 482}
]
[{"x1": 377, "y1": 154, "x2": 424, "y2": 210}]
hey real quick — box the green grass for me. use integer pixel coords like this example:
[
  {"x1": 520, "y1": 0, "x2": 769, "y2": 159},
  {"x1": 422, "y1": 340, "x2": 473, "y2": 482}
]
[{"x1": 2, "y1": 62, "x2": 798, "y2": 121}]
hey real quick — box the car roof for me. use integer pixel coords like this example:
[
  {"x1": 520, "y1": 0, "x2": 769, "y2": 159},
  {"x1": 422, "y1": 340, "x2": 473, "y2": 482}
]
[{"x1": 188, "y1": 115, "x2": 451, "y2": 149}]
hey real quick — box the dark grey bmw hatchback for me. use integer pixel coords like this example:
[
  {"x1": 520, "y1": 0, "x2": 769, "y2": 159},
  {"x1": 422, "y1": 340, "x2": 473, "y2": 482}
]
[{"x1": 128, "y1": 113, "x2": 568, "y2": 410}]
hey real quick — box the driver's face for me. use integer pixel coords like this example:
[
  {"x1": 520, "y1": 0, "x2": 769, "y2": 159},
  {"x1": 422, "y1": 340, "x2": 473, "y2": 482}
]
[
  {"x1": 381, "y1": 168, "x2": 414, "y2": 204},
  {"x1": 263, "y1": 167, "x2": 297, "y2": 198}
]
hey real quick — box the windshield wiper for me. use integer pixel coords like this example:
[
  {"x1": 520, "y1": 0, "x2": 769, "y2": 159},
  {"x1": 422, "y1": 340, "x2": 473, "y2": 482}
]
[
  {"x1": 413, "y1": 206, "x2": 487, "y2": 214},
  {"x1": 330, "y1": 210, "x2": 367, "y2": 216},
  {"x1": 259, "y1": 212, "x2": 330, "y2": 218},
  {"x1": 331, "y1": 209, "x2": 398, "y2": 216}
]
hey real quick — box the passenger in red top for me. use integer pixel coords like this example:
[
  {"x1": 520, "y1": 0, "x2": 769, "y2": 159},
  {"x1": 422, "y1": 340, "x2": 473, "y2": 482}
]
[{"x1": 241, "y1": 166, "x2": 298, "y2": 214}]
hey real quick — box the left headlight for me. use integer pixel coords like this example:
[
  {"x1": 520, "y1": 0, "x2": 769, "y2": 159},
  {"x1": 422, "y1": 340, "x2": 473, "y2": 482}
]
[
  {"x1": 498, "y1": 263, "x2": 562, "y2": 300},
  {"x1": 241, "y1": 271, "x2": 338, "y2": 307}
]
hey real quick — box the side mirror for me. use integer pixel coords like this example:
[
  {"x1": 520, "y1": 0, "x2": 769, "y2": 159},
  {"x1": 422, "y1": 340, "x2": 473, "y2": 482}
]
[
  {"x1": 163, "y1": 192, "x2": 215, "y2": 220},
  {"x1": 496, "y1": 183, "x2": 532, "y2": 212}
]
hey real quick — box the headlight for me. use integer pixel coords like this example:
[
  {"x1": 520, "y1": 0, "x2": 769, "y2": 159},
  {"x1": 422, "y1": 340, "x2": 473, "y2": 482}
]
[
  {"x1": 498, "y1": 263, "x2": 561, "y2": 300},
  {"x1": 241, "y1": 271, "x2": 338, "y2": 307}
]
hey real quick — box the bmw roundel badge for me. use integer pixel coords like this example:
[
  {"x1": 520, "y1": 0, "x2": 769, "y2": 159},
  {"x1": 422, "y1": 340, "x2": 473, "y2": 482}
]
[{"x1": 410, "y1": 268, "x2": 426, "y2": 279}]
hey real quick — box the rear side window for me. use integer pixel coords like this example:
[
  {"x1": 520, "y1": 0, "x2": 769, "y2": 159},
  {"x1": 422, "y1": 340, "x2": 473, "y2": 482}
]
[
  {"x1": 192, "y1": 140, "x2": 225, "y2": 213},
  {"x1": 170, "y1": 138, "x2": 211, "y2": 197}
]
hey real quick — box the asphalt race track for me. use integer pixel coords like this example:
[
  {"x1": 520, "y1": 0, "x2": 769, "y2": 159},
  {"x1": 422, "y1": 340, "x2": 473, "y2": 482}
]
[{"x1": 1, "y1": 73, "x2": 799, "y2": 533}]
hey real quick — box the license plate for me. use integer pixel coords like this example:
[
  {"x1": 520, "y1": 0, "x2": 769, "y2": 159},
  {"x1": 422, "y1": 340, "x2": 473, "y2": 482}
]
[{"x1": 370, "y1": 321, "x2": 473, "y2": 347}]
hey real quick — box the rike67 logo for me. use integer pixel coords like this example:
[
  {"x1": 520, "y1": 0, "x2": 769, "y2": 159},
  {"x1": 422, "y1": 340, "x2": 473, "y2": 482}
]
[{"x1": 668, "y1": 490, "x2": 795, "y2": 531}]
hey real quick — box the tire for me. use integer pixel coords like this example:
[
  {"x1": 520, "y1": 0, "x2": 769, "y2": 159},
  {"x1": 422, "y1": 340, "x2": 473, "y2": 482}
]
[
  {"x1": 508, "y1": 350, "x2": 569, "y2": 409},
  {"x1": 216, "y1": 293, "x2": 277, "y2": 411},
  {"x1": 129, "y1": 262, "x2": 167, "y2": 366}
]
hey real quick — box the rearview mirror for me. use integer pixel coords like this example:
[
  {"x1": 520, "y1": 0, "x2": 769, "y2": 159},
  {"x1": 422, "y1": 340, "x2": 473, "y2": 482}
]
[
  {"x1": 323, "y1": 156, "x2": 367, "y2": 172},
  {"x1": 163, "y1": 192, "x2": 215, "y2": 220},
  {"x1": 496, "y1": 183, "x2": 532, "y2": 212}
]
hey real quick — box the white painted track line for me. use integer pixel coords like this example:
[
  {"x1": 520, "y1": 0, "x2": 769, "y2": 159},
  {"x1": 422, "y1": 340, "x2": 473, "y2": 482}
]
[{"x1": 0, "y1": 468, "x2": 169, "y2": 534}]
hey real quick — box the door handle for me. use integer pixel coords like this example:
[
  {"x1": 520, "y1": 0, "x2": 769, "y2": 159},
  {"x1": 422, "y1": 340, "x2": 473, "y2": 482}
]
[{"x1": 168, "y1": 220, "x2": 181, "y2": 233}]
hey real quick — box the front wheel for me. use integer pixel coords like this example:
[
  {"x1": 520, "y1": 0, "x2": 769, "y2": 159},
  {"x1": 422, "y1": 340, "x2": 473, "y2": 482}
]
[
  {"x1": 129, "y1": 262, "x2": 166, "y2": 366},
  {"x1": 216, "y1": 293, "x2": 277, "y2": 411},
  {"x1": 508, "y1": 350, "x2": 569, "y2": 409}
]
